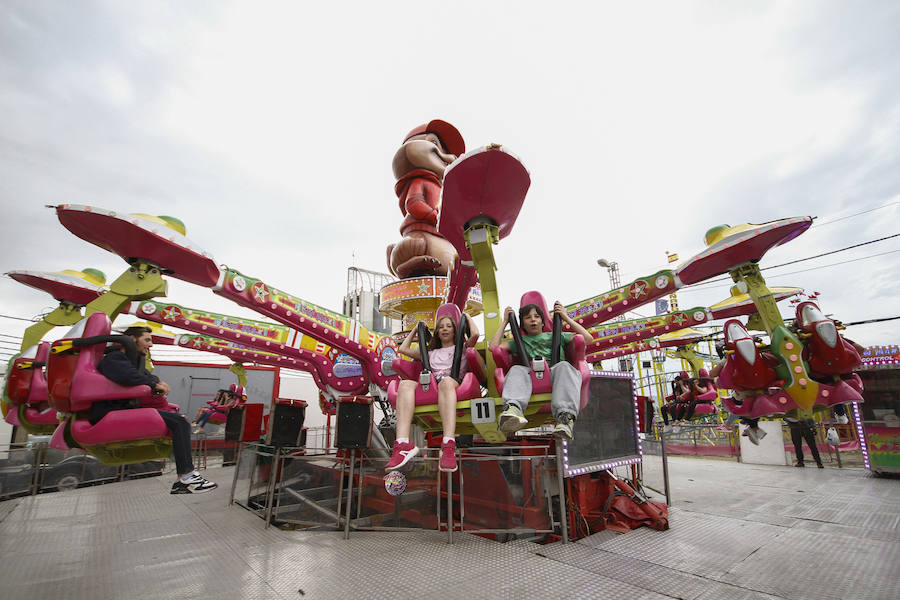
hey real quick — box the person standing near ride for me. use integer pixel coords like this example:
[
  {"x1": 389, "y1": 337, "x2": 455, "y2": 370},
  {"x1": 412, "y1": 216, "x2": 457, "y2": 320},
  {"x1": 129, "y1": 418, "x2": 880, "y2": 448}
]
[
  {"x1": 491, "y1": 301, "x2": 592, "y2": 440},
  {"x1": 95, "y1": 326, "x2": 217, "y2": 494},
  {"x1": 386, "y1": 313, "x2": 482, "y2": 473},
  {"x1": 785, "y1": 416, "x2": 824, "y2": 468}
]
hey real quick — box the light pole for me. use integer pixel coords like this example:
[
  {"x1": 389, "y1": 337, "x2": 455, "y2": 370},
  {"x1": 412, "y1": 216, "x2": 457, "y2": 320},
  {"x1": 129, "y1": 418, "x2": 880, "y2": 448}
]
[
  {"x1": 597, "y1": 258, "x2": 629, "y2": 370},
  {"x1": 596, "y1": 258, "x2": 621, "y2": 290}
]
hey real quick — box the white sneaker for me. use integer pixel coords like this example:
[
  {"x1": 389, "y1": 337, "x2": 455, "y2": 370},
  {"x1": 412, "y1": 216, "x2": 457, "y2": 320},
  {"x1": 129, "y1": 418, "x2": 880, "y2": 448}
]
[
  {"x1": 171, "y1": 473, "x2": 218, "y2": 494},
  {"x1": 837, "y1": 415, "x2": 849, "y2": 425}
]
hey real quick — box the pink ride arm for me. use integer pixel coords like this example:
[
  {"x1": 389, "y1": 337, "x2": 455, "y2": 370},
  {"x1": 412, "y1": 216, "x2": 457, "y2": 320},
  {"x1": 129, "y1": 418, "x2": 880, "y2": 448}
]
[
  {"x1": 213, "y1": 268, "x2": 396, "y2": 390},
  {"x1": 129, "y1": 300, "x2": 365, "y2": 394},
  {"x1": 585, "y1": 308, "x2": 711, "y2": 354},
  {"x1": 445, "y1": 260, "x2": 478, "y2": 312}
]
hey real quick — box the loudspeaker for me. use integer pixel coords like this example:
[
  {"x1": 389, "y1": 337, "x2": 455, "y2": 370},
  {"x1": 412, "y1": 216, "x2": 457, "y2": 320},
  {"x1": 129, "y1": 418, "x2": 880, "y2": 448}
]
[
  {"x1": 336, "y1": 396, "x2": 373, "y2": 449},
  {"x1": 224, "y1": 407, "x2": 245, "y2": 442},
  {"x1": 267, "y1": 401, "x2": 307, "y2": 447},
  {"x1": 225, "y1": 403, "x2": 265, "y2": 442}
]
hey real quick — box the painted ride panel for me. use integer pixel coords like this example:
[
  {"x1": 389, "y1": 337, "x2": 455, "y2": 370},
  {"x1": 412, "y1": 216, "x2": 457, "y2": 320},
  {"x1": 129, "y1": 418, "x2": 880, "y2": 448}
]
[
  {"x1": 128, "y1": 299, "x2": 365, "y2": 393},
  {"x1": 585, "y1": 307, "x2": 712, "y2": 354},
  {"x1": 213, "y1": 268, "x2": 397, "y2": 390}
]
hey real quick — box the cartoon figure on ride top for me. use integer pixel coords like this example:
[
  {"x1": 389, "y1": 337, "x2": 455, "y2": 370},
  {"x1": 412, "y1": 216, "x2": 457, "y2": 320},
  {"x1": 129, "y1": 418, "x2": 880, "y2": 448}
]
[
  {"x1": 386, "y1": 119, "x2": 465, "y2": 279},
  {"x1": 386, "y1": 303, "x2": 483, "y2": 473},
  {"x1": 490, "y1": 292, "x2": 592, "y2": 440}
]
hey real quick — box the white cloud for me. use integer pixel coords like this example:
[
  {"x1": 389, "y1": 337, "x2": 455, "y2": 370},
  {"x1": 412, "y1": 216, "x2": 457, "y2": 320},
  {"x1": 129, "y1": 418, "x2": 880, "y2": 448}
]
[{"x1": 1, "y1": 0, "x2": 899, "y2": 366}]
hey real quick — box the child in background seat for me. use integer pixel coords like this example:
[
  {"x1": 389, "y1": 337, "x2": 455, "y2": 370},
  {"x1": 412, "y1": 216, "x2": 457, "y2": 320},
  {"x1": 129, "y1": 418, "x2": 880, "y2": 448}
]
[
  {"x1": 191, "y1": 389, "x2": 231, "y2": 433},
  {"x1": 489, "y1": 301, "x2": 592, "y2": 440},
  {"x1": 386, "y1": 310, "x2": 481, "y2": 473}
]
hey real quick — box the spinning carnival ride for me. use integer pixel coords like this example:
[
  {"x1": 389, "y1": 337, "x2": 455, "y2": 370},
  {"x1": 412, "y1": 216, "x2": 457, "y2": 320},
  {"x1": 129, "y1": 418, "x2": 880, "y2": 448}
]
[{"x1": 2, "y1": 122, "x2": 866, "y2": 537}]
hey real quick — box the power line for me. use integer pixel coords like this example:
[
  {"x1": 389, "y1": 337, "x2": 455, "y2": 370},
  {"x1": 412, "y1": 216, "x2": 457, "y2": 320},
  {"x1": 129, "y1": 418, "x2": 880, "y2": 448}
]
[
  {"x1": 812, "y1": 199, "x2": 900, "y2": 228},
  {"x1": 682, "y1": 236, "x2": 899, "y2": 292},
  {"x1": 680, "y1": 249, "x2": 900, "y2": 293},
  {"x1": 843, "y1": 315, "x2": 900, "y2": 327},
  {"x1": 0, "y1": 333, "x2": 24, "y2": 340},
  {"x1": 0, "y1": 313, "x2": 37, "y2": 323},
  {"x1": 765, "y1": 233, "x2": 900, "y2": 271}
]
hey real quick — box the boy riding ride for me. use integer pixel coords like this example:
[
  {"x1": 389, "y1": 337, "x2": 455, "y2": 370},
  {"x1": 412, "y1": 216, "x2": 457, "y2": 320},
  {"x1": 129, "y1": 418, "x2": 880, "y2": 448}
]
[{"x1": 489, "y1": 300, "x2": 592, "y2": 440}]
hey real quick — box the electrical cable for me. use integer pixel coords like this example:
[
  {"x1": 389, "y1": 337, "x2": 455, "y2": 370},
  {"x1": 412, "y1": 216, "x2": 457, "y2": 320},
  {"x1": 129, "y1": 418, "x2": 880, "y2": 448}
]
[
  {"x1": 682, "y1": 248, "x2": 900, "y2": 293},
  {"x1": 764, "y1": 233, "x2": 900, "y2": 270},
  {"x1": 0, "y1": 314, "x2": 37, "y2": 322},
  {"x1": 684, "y1": 234, "x2": 900, "y2": 290},
  {"x1": 842, "y1": 315, "x2": 900, "y2": 327},
  {"x1": 812, "y1": 199, "x2": 900, "y2": 228}
]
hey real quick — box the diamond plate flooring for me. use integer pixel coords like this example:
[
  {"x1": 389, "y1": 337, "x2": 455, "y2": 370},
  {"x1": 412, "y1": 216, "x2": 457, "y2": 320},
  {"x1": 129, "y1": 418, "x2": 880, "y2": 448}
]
[{"x1": 0, "y1": 457, "x2": 897, "y2": 599}]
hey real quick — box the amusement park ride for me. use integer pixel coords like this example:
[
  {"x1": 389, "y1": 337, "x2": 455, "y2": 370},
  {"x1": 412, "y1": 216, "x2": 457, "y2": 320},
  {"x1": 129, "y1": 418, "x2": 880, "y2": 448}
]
[{"x1": 2, "y1": 119, "x2": 866, "y2": 540}]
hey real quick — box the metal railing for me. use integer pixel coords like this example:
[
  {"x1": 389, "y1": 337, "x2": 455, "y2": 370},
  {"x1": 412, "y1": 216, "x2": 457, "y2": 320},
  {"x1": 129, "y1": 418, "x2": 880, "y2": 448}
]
[
  {"x1": 0, "y1": 441, "x2": 166, "y2": 501},
  {"x1": 230, "y1": 442, "x2": 565, "y2": 543}
]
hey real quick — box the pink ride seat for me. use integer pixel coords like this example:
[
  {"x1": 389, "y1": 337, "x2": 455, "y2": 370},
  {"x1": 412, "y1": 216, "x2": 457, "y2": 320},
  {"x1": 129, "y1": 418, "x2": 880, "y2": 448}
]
[
  {"x1": 45, "y1": 313, "x2": 173, "y2": 464},
  {"x1": 491, "y1": 291, "x2": 591, "y2": 414},
  {"x1": 4, "y1": 342, "x2": 58, "y2": 432},
  {"x1": 70, "y1": 407, "x2": 169, "y2": 446},
  {"x1": 386, "y1": 304, "x2": 482, "y2": 415}
]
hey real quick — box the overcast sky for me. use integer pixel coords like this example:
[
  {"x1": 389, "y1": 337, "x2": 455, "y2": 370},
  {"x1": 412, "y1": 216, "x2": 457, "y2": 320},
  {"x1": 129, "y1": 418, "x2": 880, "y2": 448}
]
[{"x1": 1, "y1": 1, "x2": 899, "y2": 368}]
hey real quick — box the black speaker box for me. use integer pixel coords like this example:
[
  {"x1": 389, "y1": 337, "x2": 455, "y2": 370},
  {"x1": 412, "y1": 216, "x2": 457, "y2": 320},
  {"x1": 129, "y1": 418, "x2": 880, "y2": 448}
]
[
  {"x1": 267, "y1": 403, "x2": 307, "y2": 447},
  {"x1": 336, "y1": 396, "x2": 373, "y2": 449},
  {"x1": 224, "y1": 407, "x2": 245, "y2": 442}
]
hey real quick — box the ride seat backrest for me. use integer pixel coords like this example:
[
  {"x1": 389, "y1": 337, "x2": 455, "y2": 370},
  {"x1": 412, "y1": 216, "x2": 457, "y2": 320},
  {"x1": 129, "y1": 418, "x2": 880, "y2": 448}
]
[
  {"x1": 6, "y1": 344, "x2": 38, "y2": 404},
  {"x1": 519, "y1": 290, "x2": 553, "y2": 334},
  {"x1": 48, "y1": 313, "x2": 152, "y2": 413},
  {"x1": 492, "y1": 290, "x2": 553, "y2": 372},
  {"x1": 27, "y1": 342, "x2": 50, "y2": 404},
  {"x1": 47, "y1": 317, "x2": 92, "y2": 411},
  {"x1": 465, "y1": 347, "x2": 487, "y2": 385},
  {"x1": 696, "y1": 368, "x2": 717, "y2": 400}
]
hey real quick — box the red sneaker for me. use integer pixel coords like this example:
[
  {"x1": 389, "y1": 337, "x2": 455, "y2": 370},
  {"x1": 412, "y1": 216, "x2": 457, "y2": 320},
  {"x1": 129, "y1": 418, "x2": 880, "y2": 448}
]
[
  {"x1": 439, "y1": 439, "x2": 458, "y2": 473},
  {"x1": 385, "y1": 440, "x2": 419, "y2": 471}
]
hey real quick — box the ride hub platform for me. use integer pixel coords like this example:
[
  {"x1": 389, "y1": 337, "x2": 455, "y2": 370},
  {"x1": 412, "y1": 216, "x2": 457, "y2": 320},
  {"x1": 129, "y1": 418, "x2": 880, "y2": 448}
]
[{"x1": 1, "y1": 457, "x2": 897, "y2": 599}]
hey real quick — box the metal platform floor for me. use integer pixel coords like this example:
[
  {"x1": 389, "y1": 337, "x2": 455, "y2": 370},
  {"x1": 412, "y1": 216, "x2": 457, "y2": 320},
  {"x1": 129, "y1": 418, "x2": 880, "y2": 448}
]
[{"x1": 1, "y1": 457, "x2": 897, "y2": 599}]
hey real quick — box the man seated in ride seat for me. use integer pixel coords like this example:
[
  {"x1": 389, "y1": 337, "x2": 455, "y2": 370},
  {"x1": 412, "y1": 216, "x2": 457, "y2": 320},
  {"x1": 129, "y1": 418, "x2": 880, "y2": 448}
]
[
  {"x1": 95, "y1": 326, "x2": 217, "y2": 494},
  {"x1": 489, "y1": 301, "x2": 592, "y2": 440}
]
